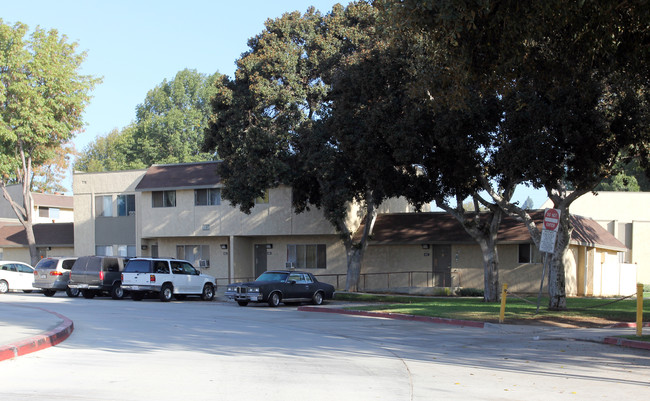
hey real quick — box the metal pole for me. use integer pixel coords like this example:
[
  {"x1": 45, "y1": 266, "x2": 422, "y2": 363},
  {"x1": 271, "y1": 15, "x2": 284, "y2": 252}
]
[
  {"x1": 499, "y1": 283, "x2": 508, "y2": 323},
  {"x1": 637, "y1": 283, "x2": 644, "y2": 337},
  {"x1": 536, "y1": 253, "x2": 549, "y2": 313}
]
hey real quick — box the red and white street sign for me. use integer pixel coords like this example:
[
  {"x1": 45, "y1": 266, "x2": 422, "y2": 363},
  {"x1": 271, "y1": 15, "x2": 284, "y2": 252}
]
[{"x1": 543, "y1": 208, "x2": 561, "y2": 232}]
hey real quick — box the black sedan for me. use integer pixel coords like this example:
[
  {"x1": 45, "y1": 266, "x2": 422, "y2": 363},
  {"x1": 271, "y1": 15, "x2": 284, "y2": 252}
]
[{"x1": 225, "y1": 270, "x2": 335, "y2": 307}]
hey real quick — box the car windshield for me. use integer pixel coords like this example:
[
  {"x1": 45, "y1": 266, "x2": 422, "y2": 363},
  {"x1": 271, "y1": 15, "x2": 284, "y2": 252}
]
[{"x1": 255, "y1": 272, "x2": 289, "y2": 282}]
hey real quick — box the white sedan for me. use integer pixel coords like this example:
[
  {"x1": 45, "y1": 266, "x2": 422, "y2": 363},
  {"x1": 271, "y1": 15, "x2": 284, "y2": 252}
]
[{"x1": 0, "y1": 261, "x2": 36, "y2": 293}]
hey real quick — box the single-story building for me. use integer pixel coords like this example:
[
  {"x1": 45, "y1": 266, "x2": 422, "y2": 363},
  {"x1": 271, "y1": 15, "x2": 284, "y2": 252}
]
[{"x1": 0, "y1": 223, "x2": 74, "y2": 261}]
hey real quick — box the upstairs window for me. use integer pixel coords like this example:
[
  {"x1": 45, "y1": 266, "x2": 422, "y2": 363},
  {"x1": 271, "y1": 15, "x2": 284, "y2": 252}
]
[
  {"x1": 39, "y1": 207, "x2": 60, "y2": 219},
  {"x1": 117, "y1": 194, "x2": 136, "y2": 216},
  {"x1": 95, "y1": 195, "x2": 113, "y2": 217},
  {"x1": 195, "y1": 188, "x2": 221, "y2": 206},
  {"x1": 152, "y1": 190, "x2": 176, "y2": 208}
]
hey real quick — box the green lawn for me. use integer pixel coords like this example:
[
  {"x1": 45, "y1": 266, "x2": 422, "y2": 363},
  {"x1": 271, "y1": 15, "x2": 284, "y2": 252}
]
[{"x1": 334, "y1": 293, "x2": 650, "y2": 326}]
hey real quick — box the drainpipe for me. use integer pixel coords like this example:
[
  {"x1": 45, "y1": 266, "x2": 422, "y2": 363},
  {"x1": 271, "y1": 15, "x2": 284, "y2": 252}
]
[{"x1": 229, "y1": 235, "x2": 234, "y2": 284}]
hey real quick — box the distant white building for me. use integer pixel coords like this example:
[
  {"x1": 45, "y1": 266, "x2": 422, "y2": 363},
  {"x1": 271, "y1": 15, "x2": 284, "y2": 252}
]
[{"x1": 543, "y1": 191, "x2": 650, "y2": 285}]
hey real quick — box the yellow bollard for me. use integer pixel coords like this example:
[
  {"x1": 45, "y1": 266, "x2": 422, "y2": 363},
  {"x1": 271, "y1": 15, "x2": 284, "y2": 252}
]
[
  {"x1": 637, "y1": 283, "x2": 644, "y2": 337},
  {"x1": 499, "y1": 283, "x2": 508, "y2": 323}
]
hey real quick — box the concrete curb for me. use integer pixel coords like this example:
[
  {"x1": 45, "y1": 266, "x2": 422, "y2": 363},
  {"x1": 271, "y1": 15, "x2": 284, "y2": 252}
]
[
  {"x1": 299, "y1": 305, "x2": 650, "y2": 351},
  {"x1": 603, "y1": 337, "x2": 650, "y2": 350},
  {"x1": 0, "y1": 307, "x2": 74, "y2": 362}
]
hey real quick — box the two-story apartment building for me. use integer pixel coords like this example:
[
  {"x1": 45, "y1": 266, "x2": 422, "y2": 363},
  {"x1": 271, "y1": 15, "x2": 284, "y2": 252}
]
[
  {"x1": 73, "y1": 161, "x2": 417, "y2": 286},
  {"x1": 73, "y1": 161, "x2": 633, "y2": 296}
]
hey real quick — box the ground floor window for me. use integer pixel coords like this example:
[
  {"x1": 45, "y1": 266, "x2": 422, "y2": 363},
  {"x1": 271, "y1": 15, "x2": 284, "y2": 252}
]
[
  {"x1": 518, "y1": 243, "x2": 541, "y2": 264},
  {"x1": 96, "y1": 244, "x2": 136, "y2": 257},
  {"x1": 287, "y1": 244, "x2": 326, "y2": 269},
  {"x1": 176, "y1": 245, "x2": 210, "y2": 268}
]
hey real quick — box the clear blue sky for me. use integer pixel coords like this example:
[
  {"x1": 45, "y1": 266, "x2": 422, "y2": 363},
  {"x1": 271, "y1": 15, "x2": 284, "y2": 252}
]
[{"x1": 3, "y1": 0, "x2": 547, "y2": 207}]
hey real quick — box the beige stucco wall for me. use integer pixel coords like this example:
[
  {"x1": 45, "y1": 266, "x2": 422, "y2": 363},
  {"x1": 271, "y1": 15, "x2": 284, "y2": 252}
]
[
  {"x1": 73, "y1": 170, "x2": 147, "y2": 256},
  {"x1": 139, "y1": 186, "x2": 337, "y2": 238},
  {"x1": 0, "y1": 246, "x2": 74, "y2": 266}
]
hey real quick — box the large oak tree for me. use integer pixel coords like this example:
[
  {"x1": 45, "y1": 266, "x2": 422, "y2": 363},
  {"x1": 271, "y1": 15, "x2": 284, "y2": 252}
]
[{"x1": 378, "y1": 0, "x2": 650, "y2": 309}]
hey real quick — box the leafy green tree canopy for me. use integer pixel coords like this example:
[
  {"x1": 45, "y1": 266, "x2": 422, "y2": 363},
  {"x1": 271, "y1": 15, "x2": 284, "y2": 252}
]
[
  {"x1": 76, "y1": 69, "x2": 220, "y2": 172},
  {"x1": 0, "y1": 20, "x2": 100, "y2": 264}
]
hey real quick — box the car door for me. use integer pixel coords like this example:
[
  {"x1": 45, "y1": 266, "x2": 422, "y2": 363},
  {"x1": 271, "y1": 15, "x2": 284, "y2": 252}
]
[
  {"x1": 285, "y1": 272, "x2": 307, "y2": 299},
  {"x1": 14, "y1": 264, "x2": 35, "y2": 290},
  {"x1": 171, "y1": 261, "x2": 200, "y2": 293}
]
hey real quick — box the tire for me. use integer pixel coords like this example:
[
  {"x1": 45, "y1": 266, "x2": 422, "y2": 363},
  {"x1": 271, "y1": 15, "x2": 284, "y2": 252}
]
[
  {"x1": 159, "y1": 284, "x2": 173, "y2": 302},
  {"x1": 267, "y1": 292, "x2": 281, "y2": 307},
  {"x1": 201, "y1": 283, "x2": 215, "y2": 301},
  {"x1": 0, "y1": 280, "x2": 9, "y2": 294},
  {"x1": 131, "y1": 291, "x2": 144, "y2": 301},
  {"x1": 237, "y1": 301, "x2": 249, "y2": 306},
  {"x1": 82, "y1": 290, "x2": 95, "y2": 299},
  {"x1": 66, "y1": 287, "x2": 79, "y2": 297},
  {"x1": 111, "y1": 283, "x2": 124, "y2": 300},
  {"x1": 311, "y1": 291, "x2": 324, "y2": 305},
  {"x1": 43, "y1": 289, "x2": 57, "y2": 297}
]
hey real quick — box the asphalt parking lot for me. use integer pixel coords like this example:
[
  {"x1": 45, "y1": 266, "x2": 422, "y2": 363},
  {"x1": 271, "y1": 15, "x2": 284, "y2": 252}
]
[{"x1": 1, "y1": 292, "x2": 649, "y2": 400}]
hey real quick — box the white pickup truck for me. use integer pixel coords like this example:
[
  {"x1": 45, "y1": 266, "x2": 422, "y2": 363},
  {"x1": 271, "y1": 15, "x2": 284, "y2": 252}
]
[{"x1": 121, "y1": 258, "x2": 216, "y2": 302}]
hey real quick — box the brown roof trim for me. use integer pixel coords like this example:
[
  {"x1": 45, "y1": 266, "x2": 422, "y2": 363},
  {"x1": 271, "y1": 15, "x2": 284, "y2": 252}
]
[
  {"x1": 359, "y1": 211, "x2": 626, "y2": 251},
  {"x1": 135, "y1": 161, "x2": 221, "y2": 191},
  {"x1": 0, "y1": 223, "x2": 74, "y2": 247},
  {"x1": 31, "y1": 193, "x2": 74, "y2": 209}
]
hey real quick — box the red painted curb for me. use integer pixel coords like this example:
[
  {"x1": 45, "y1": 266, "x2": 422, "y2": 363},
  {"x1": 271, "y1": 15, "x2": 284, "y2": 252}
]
[
  {"x1": 0, "y1": 307, "x2": 74, "y2": 362},
  {"x1": 603, "y1": 337, "x2": 650, "y2": 350},
  {"x1": 297, "y1": 306, "x2": 485, "y2": 328},
  {"x1": 609, "y1": 322, "x2": 650, "y2": 328}
]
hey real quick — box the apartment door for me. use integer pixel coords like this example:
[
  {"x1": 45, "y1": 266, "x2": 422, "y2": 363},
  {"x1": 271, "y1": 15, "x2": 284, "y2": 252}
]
[
  {"x1": 432, "y1": 245, "x2": 451, "y2": 287},
  {"x1": 254, "y1": 244, "x2": 268, "y2": 278}
]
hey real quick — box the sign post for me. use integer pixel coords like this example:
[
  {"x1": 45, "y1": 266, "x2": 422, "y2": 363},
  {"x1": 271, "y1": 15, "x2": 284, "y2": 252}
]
[{"x1": 537, "y1": 208, "x2": 561, "y2": 312}]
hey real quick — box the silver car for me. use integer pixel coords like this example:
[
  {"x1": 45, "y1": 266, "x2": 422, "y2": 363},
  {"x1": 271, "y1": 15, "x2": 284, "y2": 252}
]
[{"x1": 33, "y1": 257, "x2": 79, "y2": 297}]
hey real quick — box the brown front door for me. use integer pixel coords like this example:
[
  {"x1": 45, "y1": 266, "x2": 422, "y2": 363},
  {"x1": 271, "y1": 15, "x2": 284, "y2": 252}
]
[{"x1": 432, "y1": 245, "x2": 451, "y2": 287}]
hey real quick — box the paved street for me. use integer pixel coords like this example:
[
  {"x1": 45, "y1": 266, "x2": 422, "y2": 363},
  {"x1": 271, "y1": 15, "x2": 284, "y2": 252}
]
[{"x1": 1, "y1": 292, "x2": 649, "y2": 400}]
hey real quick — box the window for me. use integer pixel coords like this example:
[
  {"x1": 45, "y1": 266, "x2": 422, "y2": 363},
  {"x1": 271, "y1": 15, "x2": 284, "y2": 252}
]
[
  {"x1": 176, "y1": 245, "x2": 210, "y2": 268},
  {"x1": 152, "y1": 191, "x2": 176, "y2": 208},
  {"x1": 195, "y1": 188, "x2": 221, "y2": 206},
  {"x1": 255, "y1": 189, "x2": 269, "y2": 204},
  {"x1": 95, "y1": 245, "x2": 114, "y2": 256},
  {"x1": 95, "y1": 195, "x2": 113, "y2": 217},
  {"x1": 117, "y1": 245, "x2": 137, "y2": 257},
  {"x1": 117, "y1": 194, "x2": 136, "y2": 216},
  {"x1": 518, "y1": 243, "x2": 531, "y2": 264},
  {"x1": 287, "y1": 244, "x2": 326, "y2": 269},
  {"x1": 39, "y1": 207, "x2": 60, "y2": 219}
]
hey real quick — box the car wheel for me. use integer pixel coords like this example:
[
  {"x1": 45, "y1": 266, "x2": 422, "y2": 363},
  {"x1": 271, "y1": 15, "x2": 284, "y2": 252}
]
[
  {"x1": 23, "y1": 290, "x2": 33, "y2": 293},
  {"x1": 201, "y1": 283, "x2": 215, "y2": 301},
  {"x1": 311, "y1": 291, "x2": 324, "y2": 305},
  {"x1": 0, "y1": 280, "x2": 8, "y2": 294},
  {"x1": 159, "y1": 284, "x2": 173, "y2": 302},
  {"x1": 131, "y1": 291, "x2": 144, "y2": 301},
  {"x1": 237, "y1": 301, "x2": 249, "y2": 306},
  {"x1": 268, "y1": 292, "x2": 281, "y2": 307},
  {"x1": 111, "y1": 283, "x2": 124, "y2": 300},
  {"x1": 82, "y1": 290, "x2": 95, "y2": 299},
  {"x1": 65, "y1": 287, "x2": 79, "y2": 297},
  {"x1": 43, "y1": 289, "x2": 57, "y2": 297}
]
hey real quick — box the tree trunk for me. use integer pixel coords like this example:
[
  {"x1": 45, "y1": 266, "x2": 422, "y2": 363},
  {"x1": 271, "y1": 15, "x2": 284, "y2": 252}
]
[
  {"x1": 343, "y1": 193, "x2": 377, "y2": 292},
  {"x1": 477, "y1": 237, "x2": 500, "y2": 302},
  {"x1": 547, "y1": 208, "x2": 571, "y2": 310},
  {"x1": 346, "y1": 247, "x2": 362, "y2": 292}
]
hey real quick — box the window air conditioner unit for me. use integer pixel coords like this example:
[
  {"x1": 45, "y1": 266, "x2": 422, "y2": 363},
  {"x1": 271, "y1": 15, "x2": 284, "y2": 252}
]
[
  {"x1": 199, "y1": 260, "x2": 208, "y2": 268},
  {"x1": 285, "y1": 262, "x2": 294, "y2": 269}
]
